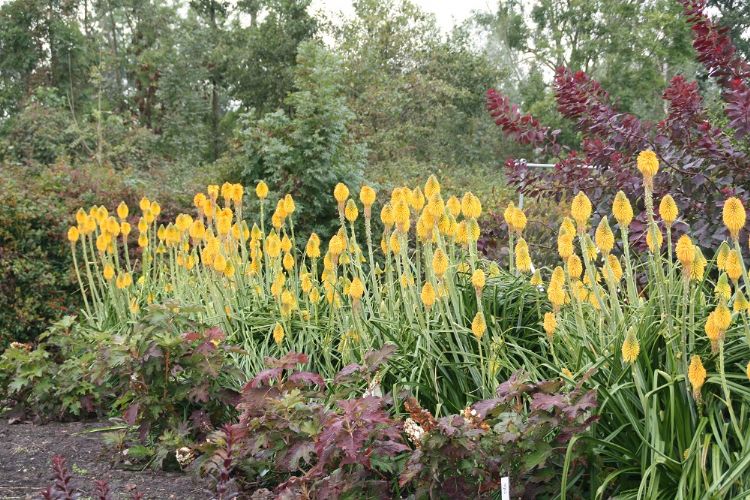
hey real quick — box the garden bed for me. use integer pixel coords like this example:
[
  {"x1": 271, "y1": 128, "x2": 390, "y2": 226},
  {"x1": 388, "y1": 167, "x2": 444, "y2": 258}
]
[{"x1": 0, "y1": 418, "x2": 208, "y2": 499}]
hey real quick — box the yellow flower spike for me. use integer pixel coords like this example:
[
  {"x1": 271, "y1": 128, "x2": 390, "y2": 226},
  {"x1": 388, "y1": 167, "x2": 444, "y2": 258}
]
[
  {"x1": 571, "y1": 192, "x2": 592, "y2": 231},
  {"x1": 345, "y1": 199, "x2": 359, "y2": 222},
  {"x1": 659, "y1": 195, "x2": 678, "y2": 227},
  {"x1": 224, "y1": 261, "x2": 236, "y2": 278},
  {"x1": 511, "y1": 207, "x2": 527, "y2": 234},
  {"x1": 717, "y1": 242, "x2": 730, "y2": 270},
  {"x1": 271, "y1": 272, "x2": 286, "y2": 297},
  {"x1": 255, "y1": 181, "x2": 269, "y2": 200},
  {"x1": 117, "y1": 201, "x2": 129, "y2": 220},
  {"x1": 447, "y1": 196, "x2": 461, "y2": 218},
  {"x1": 714, "y1": 303, "x2": 732, "y2": 331},
  {"x1": 220, "y1": 182, "x2": 233, "y2": 203},
  {"x1": 105, "y1": 216, "x2": 120, "y2": 237},
  {"x1": 691, "y1": 247, "x2": 707, "y2": 281},
  {"x1": 424, "y1": 175, "x2": 441, "y2": 199},
  {"x1": 489, "y1": 262, "x2": 501, "y2": 278},
  {"x1": 636, "y1": 150, "x2": 659, "y2": 179},
  {"x1": 283, "y1": 252, "x2": 295, "y2": 271},
  {"x1": 595, "y1": 216, "x2": 615, "y2": 255},
  {"x1": 410, "y1": 187, "x2": 426, "y2": 211},
  {"x1": 393, "y1": 200, "x2": 410, "y2": 228},
  {"x1": 421, "y1": 282, "x2": 436, "y2": 309},
  {"x1": 471, "y1": 269, "x2": 486, "y2": 292},
  {"x1": 231, "y1": 184, "x2": 244, "y2": 205},
  {"x1": 389, "y1": 232, "x2": 401, "y2": 253},
  {"x1": 567, "y1": 254, "x2": 583, "y2": 280},
  {"x1": 562, "y1": 368, "x2": 573, "y2": 379},
  {"x1": 621, "y1": 329, "x2": 640, "y2": 363},
  {"x1": 349, "y1": 277, "x2": 365, "y2": 301},
  {"x1": 612, "y1": 191, "x2": 634, "y2": 227},
  {"x1": 67, "y1": 226, "x2": 80, "y2": 243},
  {"x1": 334, "y1": 182, "x2": 350, "y2": 204},
  {"x1": 306, "y1": 233, "x2": 321, "y2": 258},
  {"x1": 543, "y1": 312, "x2": 556, "y2": 339},
  {"x1": 432, "y1": 249, "x2": 448, "y2": 279},
  {"x1": 606, "y1": 254, "x2": 623, "y2": 282},
  {"x1": 646, "y1": 225, "x2": 663, "y2": 252},
  {"x1": 265, "y1": 232, "x2": 281, "y2": 259},
  {"x1": 558, "y1": 232, "x2": 574, "y2": 260},
  {"x1": 103, "y1": 264, "x2": 115, "y2": 281},
  {"x1": 207, "y1": 185, "x2": 219, "y2": 200},
  {"x1": 360, "y1": 185, "x2": 376, "y2": 207},
  {"x1": 120, "y1": 222, "x2": 131, "y2": 237},
  {"x1": 280, "y1": 235, "x2": 292, "y2": 254},
  {"x1": 139, "y1": 197, "x2": 150, "y2": 212},
  {"x1": 723, "y1": 197, "x2": 746, "y2": 239},
  {"x1": 213, "y1": 254, "x2": 227, "y2": 273},
  {"x1": 129, "y1": 298, "x2": 140, "y2": 314},
  {"x1": 96, "y1": 233, "x2": 111, "y2": 253},
  {"x1": 688, "y1": 355, "x2": 707, "y2": 401},
  {"x1": 150, "y1": 201, "x2": 161, "y2": 218},
  {"x1": 273, "y1": 322, "x2": 285, "y2": 345},
  {"x1": 675, "y1": 235, "x2": 695, "y2": 266},
  {"x1": 75, "y1": 208, "x2": 87, "y2": 226},
  {"x1": 467, "y1": 219, "x2": 481, "y2": 242},
  {"x1": 427, "y1": 193, "x2": 445, "y2": 219},
  {"x1": 503, "y1": 202, "x2": 515, "y2": 229},
  {"x1": 560, "y1": 217, "x2": 575, "y2": 236},
  {"x1": 381, "y1": 203, "x2": 395, "y2": 228},
  {"x1": 733, "y1": 290, "x2": 749, "y2": 313},
  {"x1": 514, "y1": 238, "x2": 532, "y2": 273},
  {"x1": 279, "y1": 194, "x2": 294, "y2": 215},
  {"x1": 746, "y1": 361, "x2": 750, "y2": 381},
  {"x1": 461, "y1": 192, "x2": 482, "y2": 219},
  {"x1": 548, "y1": 268, "x2": 566, "y2": 310},
  {"x1": 471, "y1": 311, "x2": 487, "y2": 339},
  {"x1": 715, "y1": 273, "x2": 732, "y2": 301},
  {"x1": 726, "y1": 249, "x2": 743, "y2": 284},
  {"x1": 530, "y1": 269, "x2": 542, "y2": 286},
  {"x1": 138, "y1": 234, "x2": 148, "y2": 248},
  {"x1": 193, "y1": 192, "x2": 206, "y2": 209}
]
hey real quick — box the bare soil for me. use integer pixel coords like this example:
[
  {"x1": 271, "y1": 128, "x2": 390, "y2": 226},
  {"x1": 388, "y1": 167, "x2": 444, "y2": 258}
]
[{"x1": 0, "y1": 418, "x2": 211, "y2": 499}]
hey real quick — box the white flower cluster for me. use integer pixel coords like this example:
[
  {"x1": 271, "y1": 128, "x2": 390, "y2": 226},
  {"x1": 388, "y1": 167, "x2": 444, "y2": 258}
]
[{"x1": 404, "y1": 417, "x2": 425, "y2": 446}]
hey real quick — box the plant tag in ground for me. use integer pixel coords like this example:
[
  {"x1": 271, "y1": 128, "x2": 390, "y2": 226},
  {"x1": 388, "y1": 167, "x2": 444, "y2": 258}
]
[{"x1": 501, "y1": 476, "x2": 510, "y2": 500}]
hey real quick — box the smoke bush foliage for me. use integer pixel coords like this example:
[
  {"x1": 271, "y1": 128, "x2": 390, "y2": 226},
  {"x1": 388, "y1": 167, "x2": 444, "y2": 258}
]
[{"x1": 486, "y1": 0, "x2": 750, "y2": 248}]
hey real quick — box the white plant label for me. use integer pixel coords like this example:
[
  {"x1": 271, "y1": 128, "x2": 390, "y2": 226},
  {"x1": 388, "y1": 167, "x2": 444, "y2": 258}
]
[{"x1": 501, "y1": 476, "x2": 510, "y2": 500}]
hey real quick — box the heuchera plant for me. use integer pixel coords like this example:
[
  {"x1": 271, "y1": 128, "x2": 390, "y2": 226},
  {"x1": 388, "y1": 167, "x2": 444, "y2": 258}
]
[
  {"x1": 486, "y1": 0, "x2": 750, "y2": 248},
  {"x1": 400, "y1": 371, "x2": 597, "y2": 499},
  {"x1": 204, "y1": 348, "x2": 597, "y2": 499}
]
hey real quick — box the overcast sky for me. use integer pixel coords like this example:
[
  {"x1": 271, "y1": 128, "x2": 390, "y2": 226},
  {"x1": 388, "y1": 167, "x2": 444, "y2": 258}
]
[{"x1": 309, "y1": 0, "x2": 495, "y2": 32}]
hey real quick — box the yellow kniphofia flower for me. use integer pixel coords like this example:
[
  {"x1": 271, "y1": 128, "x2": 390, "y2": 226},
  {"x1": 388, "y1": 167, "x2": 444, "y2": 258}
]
[
  {"x1": 636, "y1": 150, "x2": 659, "y2": 178},
  {"x1": 612, "y1": 191, "x2": 633, "y2": 227},
  {"x1": 510, "y1": 207, "x2": 527, "y2": 233},
  {"x1": 334, "y1": 183, "x2": 349, "y2": 204},
  {"x1": 530, "y1": 269, "x2": 542, "y2": 286},
  {"x1": 432, "y1": 249, "x2": 448, "y2": 279},
  {"x1": 345, "y1": 199, "x2": 359, "y2": 222},
  {"x1": 646, "y1": 226, "x2": 663, "y2": 252},
  {"x1": 447, "y1": 196, "x2": 461, "y2": 218},
  {"x1": 67, "y1": 226, "x2": 80, "y2": 243},
  {"x1": 605, "y1": 254, "x2": 623, "y2": 282},
  {"x1": 360, "y1": 185, "x2": 376, "y2": 207},
  {"x1": 273, "y1": 322, "x2": 285, "y2": 344},
  {"x1": 595, "y1": 216, "x2": 615, "y2": 254},
  {"x1": 117, "y1": 201, "x2": 129, "y2": 220},
  {"x1": 675, "y1": 234, "x2": 695, "y2": 266},
  {"x1": 471, "y1": 311, "x2": 486, "y2": 339},
  {"x1": 424, "y1": 175, "x2": 441, "y2": 199},
  {"x1": 659, "y1": 195, "x2": 678, "y2": 226},
  {"x1": 688, "y1": 355, "x2": 707, "y2": 400},
  {"x1": 256, "y1": 181, "x2": 269, "y2": 200},
  {"x1": 571, "y1": 192, "x2": 592, "y2": 230},
  {"x1": 726, "y1": 249, "x2": 743, "y2": 283},
  {"x1": 410, "y1": 187, "x2": 426, "y2": 211},
  {"x1": 621, "y1": 330, "x2": 640, "y2": 363},
  {"x1": 283, "y1": 194, "x2": 296, "y2": 214},
  {"x1": 723, "y1": 197, "x2": 746, "y2": 239},
  {"x1": 515, "y1": 238, "x2": 532, "y2": 273},
  {"x1": 567, "y1": 254, "x2": 583, "y2": 280},
  {"x1": 543, "y1": 312, "x2": 556, "y2": 338},
  {"x1": 471, "y1": 269, "x2": 486, "y2": 291},
  {"x1": 421, "y1": 282, "x2": 436, "y2": 309}
]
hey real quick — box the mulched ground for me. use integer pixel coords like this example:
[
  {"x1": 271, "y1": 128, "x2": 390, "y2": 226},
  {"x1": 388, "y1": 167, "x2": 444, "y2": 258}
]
[{"x1": 0, "y1": 418, "x2": 212, "y2": 499}]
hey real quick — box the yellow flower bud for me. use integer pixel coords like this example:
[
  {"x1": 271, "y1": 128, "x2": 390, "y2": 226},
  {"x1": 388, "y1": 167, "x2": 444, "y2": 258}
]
[
  {"x1": 345, "y1": 199, "x2": 359, "y2": 222},
  {"x1": 103, "y1": 263, "x2": 115, "y2": 281},
  {"x1": 334, "y1": 183, "x2": 349, "y2": 203},
  {"x1": 571, "y1": 192, "x2": 592, "y2": 230},
  {"x1": 471, "y1": 269, "x2": 486, "y2": 291},
  {"x1": 67, "y1": 226, "x2": 80, "y2": 243},
  {"x1": 381, "y1": 203, "x2": 395, "y2": 228},
  {"x1": 612, "y1": 191, "x2": 633, "y2": 227},
  {"x1": 432, "y1": 249, "x2": 448, "y2": 278},
  {"x1": 410, "y1": 187, "x2": 426, "y2": 211},
  {"x1": 349, "y1": 277, "x2": 365, "y2": 302},
  {"x1": 306, "y1": 233, "x2": 321, "y2": 258},
  {"x1": 424, "y1": 175, "x2": 441, "y2": 199},
  {"x1": 688, "y1": 355, "x2": 706, "y2": 401},
  {"x1": 659, "y1": 195, "x2": 678, "y2": 226},
  {"x1": 543, "y1": 312, "x2": 556, "y2": 338},
  {"x1": 726, "y1": 249, "x2": 743, "y2": 283},
  {"x1": 117, "y1": 201, "x2": 129, "y2": 220},
  {"x1": 636, "y1": 150, "x2": 659, "y2": 178},
  {"x1": 273, "y1": 322, "x2": 285, "y2": 344},
  {"x1": 447, "y1": 196, "x2": 461, "y2": 218},
  {"x1": 360, "y1": 185, "x2": 376, "y2": 207},
  {"x1": 567, "y1": 254, "x2": 583, "y2": 280},
  {"x1": 256, "y1": 181, "x2": 269, "y2": 200},
  {"x1": 723, "y1": 197, "x2": 746, "y2": 239},
  {"x1": 471, "y1": 311, "x2": 486, "y2": 339},
  {"x1": 621, "y1": 329, "x2": 640, "y2": 363},
  {"x1": 595, "y1": 216, "x2": 615, "y2": 255},
  {"x1": 421, "y1": 282, "x2": 436, "y2": 309}
]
